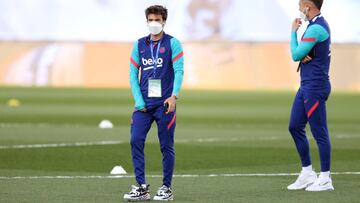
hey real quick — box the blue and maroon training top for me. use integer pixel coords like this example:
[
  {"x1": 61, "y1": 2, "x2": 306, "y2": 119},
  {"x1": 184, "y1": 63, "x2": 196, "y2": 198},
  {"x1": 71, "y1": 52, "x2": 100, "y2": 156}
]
[
  {"x1": 130, "y1": 33, "x2": 184, "y2": 110},
  {"x1": 290, "y1": 14, "x2": 331, "y2": 91}
]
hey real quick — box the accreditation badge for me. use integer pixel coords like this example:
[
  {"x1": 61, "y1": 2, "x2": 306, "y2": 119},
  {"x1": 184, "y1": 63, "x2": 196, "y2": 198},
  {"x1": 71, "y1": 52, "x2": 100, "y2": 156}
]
[{"x1": 148, "y1": 79, "x2": 162, "y2": 97}]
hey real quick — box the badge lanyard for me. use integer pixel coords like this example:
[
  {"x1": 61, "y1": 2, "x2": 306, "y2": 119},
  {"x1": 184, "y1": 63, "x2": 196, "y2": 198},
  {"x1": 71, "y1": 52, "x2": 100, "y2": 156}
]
[{"x1": 150, "y1": 39, "x2": 161, "y2": 79}]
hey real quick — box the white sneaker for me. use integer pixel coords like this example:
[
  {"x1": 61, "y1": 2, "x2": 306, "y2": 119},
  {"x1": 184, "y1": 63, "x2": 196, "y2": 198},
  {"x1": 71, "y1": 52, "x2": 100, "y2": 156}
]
[
  {"x1": 153, "y1": 185, "x2": 173, "y2": 201},
  {"x1": 123, "y1": 184, "x2": 151, "y2": 202},
  {"x1": 287, "y1": 170, "x2": 317, "y2": 190},
  {"x1": 306, "y1": 176, "x2": 334, "y2": 191}
]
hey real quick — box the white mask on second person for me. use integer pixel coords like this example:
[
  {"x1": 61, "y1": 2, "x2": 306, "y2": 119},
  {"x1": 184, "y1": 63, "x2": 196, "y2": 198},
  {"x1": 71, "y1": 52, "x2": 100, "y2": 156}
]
[
  {"x1": 148, "y1": 21, "x2": 163, "y2": 35},
  {"x1": 300, "y1": 7, "x2": 309, "y2": 21}
]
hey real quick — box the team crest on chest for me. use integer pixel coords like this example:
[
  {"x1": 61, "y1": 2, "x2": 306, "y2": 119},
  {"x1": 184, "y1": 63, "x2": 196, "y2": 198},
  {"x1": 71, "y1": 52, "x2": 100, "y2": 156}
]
[{"x1": 160, "y1": 47, "x2": 166, "y2": 53}]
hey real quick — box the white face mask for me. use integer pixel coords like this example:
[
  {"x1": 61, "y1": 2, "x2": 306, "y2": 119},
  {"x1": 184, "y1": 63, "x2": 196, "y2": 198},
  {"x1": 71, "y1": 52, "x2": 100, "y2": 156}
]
[
  {"x1": 148, "y1": 21, "x2": 163, "y2": 35},
  {"x1": 300, "y1": 7, "x2": 309, "y2": 21}
]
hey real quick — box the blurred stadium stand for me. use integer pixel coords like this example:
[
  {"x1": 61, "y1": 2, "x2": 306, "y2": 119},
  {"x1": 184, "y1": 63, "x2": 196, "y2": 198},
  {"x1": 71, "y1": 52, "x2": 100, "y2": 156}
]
[{"x1": 0, "y1": 0, "x2": 359, "y2": 90}]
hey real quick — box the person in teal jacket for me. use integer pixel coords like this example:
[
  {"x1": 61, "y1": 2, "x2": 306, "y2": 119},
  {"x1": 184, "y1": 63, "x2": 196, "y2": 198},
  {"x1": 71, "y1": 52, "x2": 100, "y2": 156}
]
[
  {"x1": 287, "y1": 0, "x2": 334, "y2": 192},
  {"x1": 124, "y1": 5, "x2": 184, "y2": 202}
]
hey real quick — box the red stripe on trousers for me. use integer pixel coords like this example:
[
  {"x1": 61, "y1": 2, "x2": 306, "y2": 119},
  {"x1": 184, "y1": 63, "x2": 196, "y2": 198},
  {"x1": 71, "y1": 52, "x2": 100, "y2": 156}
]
[
  {"x1": 167, "y1": 113, "x2": 176, "y2": 130},
  {"x1": 172, "y1": 51, "x2": 183, "y2": 63},
  {"x1": 307, "y1": 100, "x2": 320, "y2": 118}
]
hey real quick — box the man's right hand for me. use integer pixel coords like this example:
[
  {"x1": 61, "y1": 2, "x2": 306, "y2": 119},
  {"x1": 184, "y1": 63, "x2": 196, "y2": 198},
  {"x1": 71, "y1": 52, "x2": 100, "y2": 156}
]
[
  {"x1": 139, "y1": 108, "x2": 147, "y2": 112},
  {"x1": 292, "y1": 18, "x2": 302, "y2": 32},
  {"x1": 135, "y1": 102, "x2": 146, "y2": 112}
]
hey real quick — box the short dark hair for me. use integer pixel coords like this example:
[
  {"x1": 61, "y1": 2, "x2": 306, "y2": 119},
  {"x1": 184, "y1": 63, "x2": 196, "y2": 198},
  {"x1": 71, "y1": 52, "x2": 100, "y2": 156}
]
[
  {"x1": 145, "y1": 5, "x2": 168, "y2": 21},
  {"x1": 309, "y1": 0, "x2": 323, "y2": 10}
]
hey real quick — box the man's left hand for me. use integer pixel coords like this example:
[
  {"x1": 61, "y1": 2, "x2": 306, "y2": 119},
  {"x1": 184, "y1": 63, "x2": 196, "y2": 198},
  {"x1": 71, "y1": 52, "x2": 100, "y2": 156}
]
[
  {"x1": 164, "y1": 95, "x2": 177, "y2": 114},
  {"x1": 301, "y1": 55, "x2": 312, "y2": 63}
]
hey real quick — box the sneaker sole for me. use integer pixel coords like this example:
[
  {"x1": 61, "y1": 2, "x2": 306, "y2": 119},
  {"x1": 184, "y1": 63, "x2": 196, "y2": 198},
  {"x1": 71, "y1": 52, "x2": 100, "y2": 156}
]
[
  {"x1": 287, "y1": 181, "x2": 315, "y2": 190},
  {"x1": 306, "y1": 186, "x2": 334, "y2": 192},
  {"x1": 124, "y1": 198, "x2": 151, "y2": 202},
  {"x1": 153, "y1": 195, "x2": 174, "y2": 201},
  {"x1": 124, "y1": 194, "x2": 151, "y2": 202}
]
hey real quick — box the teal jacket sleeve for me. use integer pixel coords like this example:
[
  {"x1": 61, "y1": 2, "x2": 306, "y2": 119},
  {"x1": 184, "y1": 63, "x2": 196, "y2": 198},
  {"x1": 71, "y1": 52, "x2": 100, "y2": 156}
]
[
  {"x1": 290, "y1": 24, "x2": 329, "y2": 61},
  {"x1": 170, "y1": 38, "x2": 184, "y2": 98},
  {"x1": 129, "y1": 41, "x2": 146, "y2": 110}
]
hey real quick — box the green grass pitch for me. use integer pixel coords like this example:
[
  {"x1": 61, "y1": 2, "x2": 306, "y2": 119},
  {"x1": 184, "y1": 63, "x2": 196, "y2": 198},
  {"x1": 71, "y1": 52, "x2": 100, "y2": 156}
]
[{"x1": 0, "y1": 87, "x2": 359, "y2": 202}]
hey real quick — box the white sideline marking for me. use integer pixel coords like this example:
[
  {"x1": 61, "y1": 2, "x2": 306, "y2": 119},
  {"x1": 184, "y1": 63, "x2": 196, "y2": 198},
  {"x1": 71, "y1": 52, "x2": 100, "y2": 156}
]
[
  {"x1": 0, "y1": 141, "x2": 123, "y2": 149},
  {"x1": 0, "y1": 138, "x2": 277, "y2": 149},
  {"x1": 0, "y1": 137, "x2": 275, "y2": 149},
  {"x1": 176, "y1": 137, "x2": 282, "y2": 143},
  {"x1": 0, "y1": 123, "x2": 83, "y2": 128},
  {"x1": 0, "y1": 172, "x2": 359, "y2": 180},
  {"x1": 0, "y1": 133, "x2": 358, "y2": 149}
]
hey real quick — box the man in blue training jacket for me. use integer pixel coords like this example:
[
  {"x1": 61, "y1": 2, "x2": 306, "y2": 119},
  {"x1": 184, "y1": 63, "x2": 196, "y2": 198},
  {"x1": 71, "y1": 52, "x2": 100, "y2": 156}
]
[
  {"x1": 123, "y1": 5, "x2": 184, "y2": 202},
  {"x1": 287, "y1": 0, "x2": 334, "y2": 192}
]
